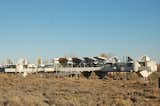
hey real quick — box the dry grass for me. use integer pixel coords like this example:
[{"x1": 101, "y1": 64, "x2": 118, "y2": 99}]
[{"x1": 0, "y1": 73, "x2": 160, "y2": 106}]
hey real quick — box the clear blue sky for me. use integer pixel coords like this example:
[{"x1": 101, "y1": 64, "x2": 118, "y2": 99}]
[{"x1": 0, "y1": 0, "x2": 160, "y2": 62}]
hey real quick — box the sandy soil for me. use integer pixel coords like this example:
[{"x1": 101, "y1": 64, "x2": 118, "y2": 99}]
[{"x1": 0, "y1": 72, "x2": 160, "y2": 106}]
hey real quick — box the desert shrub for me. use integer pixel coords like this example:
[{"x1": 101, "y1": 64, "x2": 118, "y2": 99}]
[
  {"x1": 148, "y1": 72, "x2": 160, "y2": 81},
  {"x1": 110, "y1": 98, "x2": 132, "y2": 106},
  {"x1": 127, "y1": 72, "x2": 140, "y2": 80}
]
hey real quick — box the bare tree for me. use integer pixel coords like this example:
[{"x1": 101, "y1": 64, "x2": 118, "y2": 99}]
[
  {"x1": 100, "y1": 53, "x2": 108, "y2": 58},
  {"x1": 5, "y1": 58, "x2": 13, "y2": 65},
  {"x1": 37, "y1": 58, "x2": 43, "y2": 65},
  {"x1": 100, "y1": 52, "x2": 114, "y2": 58}
]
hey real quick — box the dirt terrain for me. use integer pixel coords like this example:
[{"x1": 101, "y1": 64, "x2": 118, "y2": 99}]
[{"x1": 0, "y1": 72, "x2": 160, "y2": 106}]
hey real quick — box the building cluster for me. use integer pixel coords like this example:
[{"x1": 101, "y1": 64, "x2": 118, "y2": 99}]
[{"x1": 0, "y1": 55, "x2": 157, "y2": 78}]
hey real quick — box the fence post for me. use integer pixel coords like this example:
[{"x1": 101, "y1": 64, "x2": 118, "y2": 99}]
[{"x1": 158, "y1": 77, "x2": 160, "y2": 89}]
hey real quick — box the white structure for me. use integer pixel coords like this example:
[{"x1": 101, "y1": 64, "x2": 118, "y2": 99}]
[
  {"x1": 135, "y1": 55, "x2": 157, "y2": 78},
  {"x1": 67, "y1": 57, "x2": 73, "y2": 66},
  {"x1": 2, "y1": 55, "x2": 158, "y2": 78},
  {"x1": 17, "y1": 58, "x2": 28, "y2": 65},
  {"x1": 107, "y1": 56, "x2": 120, "y2": 64}
]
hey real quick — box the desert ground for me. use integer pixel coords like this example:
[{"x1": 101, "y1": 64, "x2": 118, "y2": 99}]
[{"x1": 0, "y1": 70, "x2": 160, "y2": 106}]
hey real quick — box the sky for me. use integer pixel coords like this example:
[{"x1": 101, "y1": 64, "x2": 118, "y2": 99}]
[{"x1": 0, "y1": 0, "x2": 160, "y2": 62}]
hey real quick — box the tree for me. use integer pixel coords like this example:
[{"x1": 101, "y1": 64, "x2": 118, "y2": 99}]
[
  {"x1": 100, "y1": 53, "x2": 114, "y2": 58},
  {"x1": 37, "y1": 58, "x2": 43, "y2": 65},
  {"x1": 5, "y1": 58, "x2": 13, "y2": 65},
  {"x1": 59, "y1": 58, "x2": 68, "y2": 67},
  {"x1": 100, "y1": 53, "x2": 108, "y2": 58}
]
